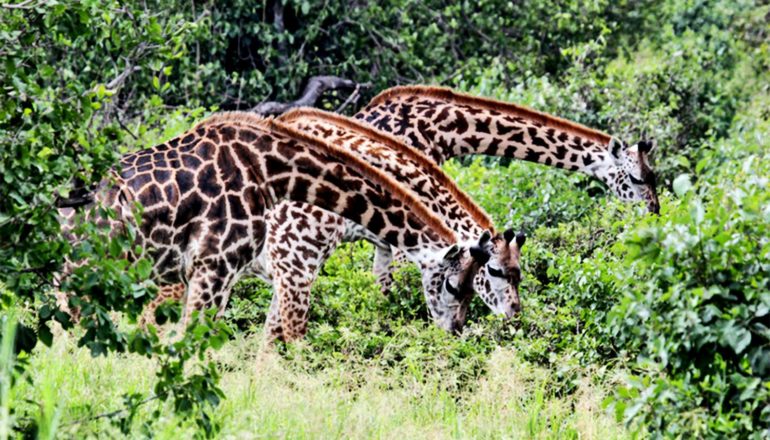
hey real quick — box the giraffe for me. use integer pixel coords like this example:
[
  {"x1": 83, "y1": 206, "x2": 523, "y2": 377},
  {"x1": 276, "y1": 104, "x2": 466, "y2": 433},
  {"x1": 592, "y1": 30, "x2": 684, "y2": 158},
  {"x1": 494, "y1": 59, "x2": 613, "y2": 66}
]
[
  {"x1": 142, "y1": 109, "x2": 525, "y2": 341},
  {"x1": 356, "y1": 86, "x2": 660, "y2": 211},
  {"x1": 268, "y1": 108, "x2": 525, "y2": 340},
  {"x1": 58, "y1": 112, "x2": 494, "y2": 331},
  {"x1": 351, "y1": 85, "x2": 660, "y2": 293}
]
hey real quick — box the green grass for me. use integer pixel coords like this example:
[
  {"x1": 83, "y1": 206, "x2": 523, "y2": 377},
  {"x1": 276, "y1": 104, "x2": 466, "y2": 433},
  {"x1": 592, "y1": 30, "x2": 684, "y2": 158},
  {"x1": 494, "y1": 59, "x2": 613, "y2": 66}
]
[{"x1": 20, "y1": 329, "x2": 630, "y2": 439}]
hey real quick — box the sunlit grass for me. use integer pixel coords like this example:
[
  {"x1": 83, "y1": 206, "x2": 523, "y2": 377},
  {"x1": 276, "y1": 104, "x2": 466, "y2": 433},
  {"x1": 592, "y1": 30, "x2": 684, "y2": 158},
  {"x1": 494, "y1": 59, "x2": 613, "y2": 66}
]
[{"x1": 19, "y1": 330, "x2": 630, "y2": 439}]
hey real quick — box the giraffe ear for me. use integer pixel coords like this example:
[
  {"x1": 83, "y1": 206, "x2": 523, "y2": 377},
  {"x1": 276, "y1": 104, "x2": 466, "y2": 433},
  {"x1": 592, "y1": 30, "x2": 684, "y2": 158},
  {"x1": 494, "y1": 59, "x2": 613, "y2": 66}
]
[
  {"x1": 638, "y1": 139, "x2": 656, "y2": 154},
  {"x1": 515, "y1": 231, "x2": 526, "y2": 248},
  {"x1": 503, "y1": 228, "x2": 515, "y2": 244},
  {"x1": 442, "y1": 244, "x2": 463, "y2": 262},
  {"x1": 469, "y1": 244, "x2": 490, "y2": 265},
  {"x1": 470, "y1": 231, "x2": 492, "y2": 265},
  {"x1": 609, "y1": 137, "x2": 625, "y2": 162}
]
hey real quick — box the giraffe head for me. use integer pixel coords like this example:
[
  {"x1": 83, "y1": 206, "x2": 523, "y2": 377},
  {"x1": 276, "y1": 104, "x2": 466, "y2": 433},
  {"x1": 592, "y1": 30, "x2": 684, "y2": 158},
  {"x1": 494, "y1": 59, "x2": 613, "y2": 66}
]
[
  {"x1": 473, "y1": 228, "x2": 525, "y2": 319},
  {"x1": 419, "y1": 230, "x2": 494, "y2": 334},
  {"x1": 607, "y1": 137, "x2": 660, "y2": 214}
]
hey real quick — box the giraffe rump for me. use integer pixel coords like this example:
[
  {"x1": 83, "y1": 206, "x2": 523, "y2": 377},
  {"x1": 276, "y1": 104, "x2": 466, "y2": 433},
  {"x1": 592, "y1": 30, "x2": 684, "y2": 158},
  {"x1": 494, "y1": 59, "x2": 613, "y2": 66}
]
[
  {"x1": 280, "y1": 107, "x2": 495, "y2": 233},
  {"x1": 194, "y1": 111, "x2": 456, "y2": 243},
  {"x1": 366, "y1": 85, "x2": 612, "y2": 146}
]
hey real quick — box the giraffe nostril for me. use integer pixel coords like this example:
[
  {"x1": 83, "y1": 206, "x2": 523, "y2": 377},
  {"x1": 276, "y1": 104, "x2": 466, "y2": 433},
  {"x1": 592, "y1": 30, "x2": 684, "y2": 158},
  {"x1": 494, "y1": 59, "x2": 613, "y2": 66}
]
[{"x1": 649, "y1": 200, "x2": 660, "y2": 215}]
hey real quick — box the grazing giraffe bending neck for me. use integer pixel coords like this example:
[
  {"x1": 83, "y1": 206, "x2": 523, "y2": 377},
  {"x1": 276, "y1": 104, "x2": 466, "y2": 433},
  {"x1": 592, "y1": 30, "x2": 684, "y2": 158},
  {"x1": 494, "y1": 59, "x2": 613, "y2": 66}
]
[
  {"x1": 356, "y1": 85, "x2": 659, "y2": 213},
  {"x1": 262, "y1": 108, "x2": 524, "y2": 339},
  {"x1": 352, "y1": 85, "x2": 660, "y2": 293},
  {"x1": 64, "y1": 112, "x2": 492, "y2": 328}
]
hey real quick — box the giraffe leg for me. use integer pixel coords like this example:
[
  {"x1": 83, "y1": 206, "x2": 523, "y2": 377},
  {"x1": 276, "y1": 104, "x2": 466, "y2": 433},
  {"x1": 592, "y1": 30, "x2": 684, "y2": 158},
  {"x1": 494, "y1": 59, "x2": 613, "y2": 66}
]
[
  {"x1": 264, "y1": 291, "x2": 284, "y2": 342},
  {"x1": 372, "y1": 246, "x2": 409, "y2": 295},
  {"x1": 181, "y1": 261, "x2": 238, "y2": 328},
  {"x1": 372, "y1": 245, "x2": 395, "y2": 295},
  {"x1": 139, "y1": 283, "x2": 185, "y2": 329},
  {"x1": 261, "y1": 202, "x2": 345, "y2": 342},
  {"x1": 276, "y1": 276, "x2": 313, "y2": 342}
]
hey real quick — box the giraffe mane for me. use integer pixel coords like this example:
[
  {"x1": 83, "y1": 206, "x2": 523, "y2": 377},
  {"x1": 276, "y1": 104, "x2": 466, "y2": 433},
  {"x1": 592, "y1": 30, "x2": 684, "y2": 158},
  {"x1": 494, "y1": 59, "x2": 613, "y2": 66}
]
[
  {"x1": 193, "y1": 111, "x2": 457, "y2": 244},
  {"x1": 280, "y1": 107, "x2": 496, "y2": 233},
  {"x1": 193, "y1": 111, "x2": 272, "y2": 129},
  {"x1": 367, "y1": 85, "x2": 613, "y2": 146}
]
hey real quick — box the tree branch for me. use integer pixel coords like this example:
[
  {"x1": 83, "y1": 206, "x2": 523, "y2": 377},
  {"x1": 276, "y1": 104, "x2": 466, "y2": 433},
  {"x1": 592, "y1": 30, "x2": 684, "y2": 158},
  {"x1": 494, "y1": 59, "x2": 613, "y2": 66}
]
[
  {"x1": 336, "y1": 82, "x2": 364, "y2": 113},
  {"x1": 1, "y1": 0, "x2": 36, "y2": 9},
  {"x1": 55, "y1": 194, "x2": 95, "y2": 209},
  {"x1": 272, "y1": 0, "x2": 289, "y2": 66},
  {"x1": 55, "y1": 182, "x2": 96, "y2": 209},
  {"x1": 251, "y1": 75, "x2": 372, "y2": 115}
]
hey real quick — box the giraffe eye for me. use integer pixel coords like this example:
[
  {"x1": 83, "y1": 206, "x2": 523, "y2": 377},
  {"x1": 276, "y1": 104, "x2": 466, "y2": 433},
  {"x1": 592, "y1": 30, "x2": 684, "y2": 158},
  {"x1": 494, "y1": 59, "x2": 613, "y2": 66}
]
[
  {"x1": 629, "y1": 174, "x2": 646, "y2": 185},
  {"x1": 488, "y1": 266, "x2": 505, "y2": 278},
  {"x1": 444, "y1": 278, "x2": 461, "y2": 298}
]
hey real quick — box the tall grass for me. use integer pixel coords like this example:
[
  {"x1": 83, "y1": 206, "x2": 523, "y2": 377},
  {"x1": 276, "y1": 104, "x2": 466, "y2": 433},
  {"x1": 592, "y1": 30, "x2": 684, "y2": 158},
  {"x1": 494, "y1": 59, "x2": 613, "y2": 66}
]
[
  {"x1": 18, "y1": 330, "x2": 629, "y2": 438},
  {"x1": 0, "y1": 313, "x2": 16, "y2": 440}
]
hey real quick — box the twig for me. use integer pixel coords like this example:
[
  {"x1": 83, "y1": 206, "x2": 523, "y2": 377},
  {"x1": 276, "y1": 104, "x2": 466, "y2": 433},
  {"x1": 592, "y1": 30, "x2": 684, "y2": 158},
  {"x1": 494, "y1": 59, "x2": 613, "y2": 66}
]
[
  {"x1": 336, "y1": 83, "x2": 364, "y2": 113},
  {"x1": 105, "y1": 64, "x2": 141, "y2": 91},
  {"x1": 113, "y1": 108, "x2": 138, "y2": 140},
  {"x1": 1, "y1": 0, "x2": 36, "y2": 9},
  {"x1": 438, "y1": 64, "x2": 470, "y2": 85},
  {"x1": 61, "y1": 395, "x2": 159, "y2": 427}
]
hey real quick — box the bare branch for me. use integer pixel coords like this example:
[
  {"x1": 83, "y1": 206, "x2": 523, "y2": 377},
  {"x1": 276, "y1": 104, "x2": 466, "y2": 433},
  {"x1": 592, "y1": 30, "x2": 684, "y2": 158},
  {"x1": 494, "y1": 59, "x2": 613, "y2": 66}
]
[
  {"x1": 55, "y1": 194, "x2": 95, "y2": 209},
  {"x1": 336, "y1": 83, "x2": 363, "y2": 113},
  {"x1": 55, "y1": 181, "x2": 96, "y2": 209},
  {"x1": 1, "y1": 0, "x2": 36, "y2": 9},
  {"x1": 273, "y1": 0, "x2": 289, "y2": 66},
  {"x1": 251, "y1": 75, "x2": 372, "y2": 115}
]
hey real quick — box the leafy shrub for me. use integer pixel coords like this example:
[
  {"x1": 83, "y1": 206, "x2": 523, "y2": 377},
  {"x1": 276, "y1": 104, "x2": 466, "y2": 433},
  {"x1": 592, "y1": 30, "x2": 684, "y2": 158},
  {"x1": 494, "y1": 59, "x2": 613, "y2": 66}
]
[
  {"x1": 167, "y1": 0, "x2": 652, "y2": 109},
  {"x1": 609, "y1": 100, "x2": 770, "y2": 436}
]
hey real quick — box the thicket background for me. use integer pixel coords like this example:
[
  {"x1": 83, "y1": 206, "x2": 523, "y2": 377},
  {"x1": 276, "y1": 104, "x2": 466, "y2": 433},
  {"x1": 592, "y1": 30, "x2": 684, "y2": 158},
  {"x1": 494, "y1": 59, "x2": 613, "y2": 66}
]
[{"x1": 1, "y1": 0, "x2": 768, "y2": 438}]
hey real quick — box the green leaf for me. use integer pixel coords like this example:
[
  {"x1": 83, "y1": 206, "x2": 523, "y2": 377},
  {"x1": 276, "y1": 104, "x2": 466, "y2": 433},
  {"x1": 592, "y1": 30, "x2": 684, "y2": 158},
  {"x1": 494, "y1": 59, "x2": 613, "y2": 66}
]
[
  {"x1": 37, "y1": 323, "x2": 53, "y2": 347},
  {"x1": 136, "y1": 258, "x2": 153, "y2": 279},
  {"x1": 733, "y1": 328, "x2": 752, "y2": 354},
  {"x1": 673, "y1": 174, "x2": 692, "y2": 197},
  {"x1": 37, "y1": 147, "x2": 53, "y2": 159}
]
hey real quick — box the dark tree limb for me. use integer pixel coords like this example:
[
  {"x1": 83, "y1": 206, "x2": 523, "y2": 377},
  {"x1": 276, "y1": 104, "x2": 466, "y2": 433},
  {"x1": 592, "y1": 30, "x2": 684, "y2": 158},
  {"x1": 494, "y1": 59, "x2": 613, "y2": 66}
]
[
  {"x1": 251, "y1": 75, "x2": 372, "y2": 115},
  {"x1": 273, "y1": 0, "x2": 289, "y2": 66},
  {"x1": 55, "y1": 193, "x2": 95, "y2": 209},
  {"x1": 55, "y1": 181, "x2": 96, "y2": 209}
]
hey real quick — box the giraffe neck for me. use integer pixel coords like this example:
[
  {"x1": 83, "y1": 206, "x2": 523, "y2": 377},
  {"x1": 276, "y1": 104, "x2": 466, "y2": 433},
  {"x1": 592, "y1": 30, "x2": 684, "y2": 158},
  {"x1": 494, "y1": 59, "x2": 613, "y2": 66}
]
[
  {"x1": 278, "y1": 108, "x2": 493, "y2": 240},
  {"x1": 161, "y1": 114, "x2": 455, "y2": 256},
  {"x1": 355, "y1": 86, "x2": 618, "y2": 187}
]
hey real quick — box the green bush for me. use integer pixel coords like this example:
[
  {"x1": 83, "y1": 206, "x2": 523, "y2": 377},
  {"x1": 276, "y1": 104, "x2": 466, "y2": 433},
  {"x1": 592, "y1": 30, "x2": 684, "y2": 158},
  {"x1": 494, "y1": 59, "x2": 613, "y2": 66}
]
[{"x1": 609, "y1": 99, "x2": 770, "y2": 436}]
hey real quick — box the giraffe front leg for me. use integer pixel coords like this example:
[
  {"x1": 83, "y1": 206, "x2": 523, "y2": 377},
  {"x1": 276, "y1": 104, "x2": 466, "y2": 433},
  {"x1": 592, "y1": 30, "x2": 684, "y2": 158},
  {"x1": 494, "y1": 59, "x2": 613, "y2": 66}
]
[
  {"x1": 264, "y1": 291, "x2": 284, "y2": 342},
  {"x1": 372, "y1": 246, "x2": 409, "y2": 295},
  {"x1": 372, "y1": 245, "x2": 395, "y2": 295},
  {"x1": 261, "y1": 202, "x2": 345, "y2": 342},
  {"x1": 276, "y1": 276, "x2": 312, "y2": 342}
]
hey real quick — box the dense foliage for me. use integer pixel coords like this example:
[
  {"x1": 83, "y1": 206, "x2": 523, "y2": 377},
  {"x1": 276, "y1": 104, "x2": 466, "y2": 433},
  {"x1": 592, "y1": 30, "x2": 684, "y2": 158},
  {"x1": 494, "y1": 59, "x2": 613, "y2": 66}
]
[{"x1": 0, "y1": 0, "x2": 768, "y2": 437}]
